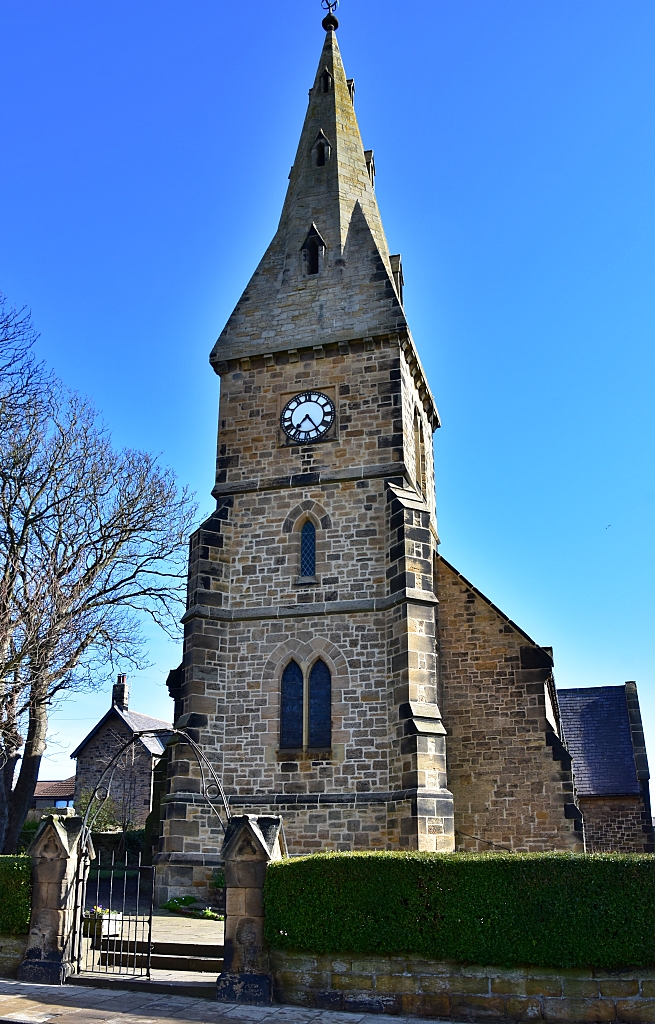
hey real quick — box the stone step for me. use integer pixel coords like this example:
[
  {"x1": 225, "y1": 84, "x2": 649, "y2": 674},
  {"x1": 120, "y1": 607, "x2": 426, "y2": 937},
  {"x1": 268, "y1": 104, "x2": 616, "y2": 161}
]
[
  {"x1": 99, "y1": 951, "x2": 224, "y2": 972},
  {"x1": 99, "y1": 939, "x2": 224, "y2": 959},
  {"x1": 68, "y1": 975, "x2": 217, "y2": 999}
]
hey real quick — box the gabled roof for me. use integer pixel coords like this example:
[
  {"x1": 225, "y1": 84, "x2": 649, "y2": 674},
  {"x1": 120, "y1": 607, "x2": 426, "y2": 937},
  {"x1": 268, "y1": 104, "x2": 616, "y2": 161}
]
[
  {"x1": 70, "y1": 706, "x2": 172, "y2": 760},
  {"x1": 438, "y1": 555, "x2": 544, "y2": 648},
  {"x1": 34, "y1": 776, "x2": 76, "y2": 799},
  {"x1": 557, "y1": 686, "x2": 640, "y2": 797}
]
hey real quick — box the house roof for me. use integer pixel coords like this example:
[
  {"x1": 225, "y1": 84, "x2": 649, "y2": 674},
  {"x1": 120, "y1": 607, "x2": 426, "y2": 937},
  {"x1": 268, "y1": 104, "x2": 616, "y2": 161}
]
[
  {"x1": 34, "y1": 776, "x2": 76, "y2": 799},
  {"x1": 70, "y1": 706, "x2": 173, "y2": 760},
  {"x1": 557, "y1": 686, "x2": 640, "y2": 798}
]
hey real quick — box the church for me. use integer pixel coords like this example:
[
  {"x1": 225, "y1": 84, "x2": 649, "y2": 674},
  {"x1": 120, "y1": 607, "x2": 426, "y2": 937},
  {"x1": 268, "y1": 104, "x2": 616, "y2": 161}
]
[{"x1": 154, "y1": 11, "x2": 649, "y2": 903}]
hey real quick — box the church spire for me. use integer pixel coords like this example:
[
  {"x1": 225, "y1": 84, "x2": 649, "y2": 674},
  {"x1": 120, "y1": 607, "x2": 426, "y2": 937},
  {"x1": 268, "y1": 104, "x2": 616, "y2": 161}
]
[{"x1": 210, "y1": 14, "x2": 408, "y2": 367}]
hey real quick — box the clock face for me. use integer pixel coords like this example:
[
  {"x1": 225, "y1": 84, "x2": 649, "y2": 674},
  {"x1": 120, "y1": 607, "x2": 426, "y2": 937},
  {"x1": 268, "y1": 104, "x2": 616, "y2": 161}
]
[{"x1": 281, "y1": 391, "x2": 335, "y2": 443}]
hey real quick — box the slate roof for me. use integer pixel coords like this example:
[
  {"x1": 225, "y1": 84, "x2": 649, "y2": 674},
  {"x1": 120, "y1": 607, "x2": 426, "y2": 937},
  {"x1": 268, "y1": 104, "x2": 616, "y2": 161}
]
[
  {"x1": 34, "y1": 776, "x2": 76, "y2": 799},
  {"x1": 70, "y1": 706, "x2": 173, "y2": 760},
  {"x1": 557, "y1": 686, "x2": 640, "y2": 797}
]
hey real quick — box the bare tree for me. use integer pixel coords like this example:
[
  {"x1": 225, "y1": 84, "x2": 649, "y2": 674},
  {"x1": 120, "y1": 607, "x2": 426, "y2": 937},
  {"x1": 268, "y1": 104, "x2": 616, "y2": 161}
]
[
  {"x1": 0, "y1": 292, "x2": 46, "y2": 841},
  {"x1": 0, "y1": 295, "x2": 196, "y2": 852}
]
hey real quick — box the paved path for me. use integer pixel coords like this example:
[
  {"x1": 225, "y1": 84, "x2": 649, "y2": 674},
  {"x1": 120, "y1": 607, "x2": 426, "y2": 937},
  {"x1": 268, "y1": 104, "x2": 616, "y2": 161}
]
[
  {"x1": 150, "y1": 911, "x2": 224, "y2": 946},
  {"x1": 0, "y1": 980, "x2": 445, "y2": 1024}
]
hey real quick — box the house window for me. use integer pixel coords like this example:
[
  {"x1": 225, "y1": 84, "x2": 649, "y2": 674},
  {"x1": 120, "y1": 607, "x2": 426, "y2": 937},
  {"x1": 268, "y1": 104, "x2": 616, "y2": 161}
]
[
  {"x1": 300, "y1": 520, "x2": 316, "y2": 577},
  {"x1": 279, "y1": 658, "x2": 332, "y2": 752}
]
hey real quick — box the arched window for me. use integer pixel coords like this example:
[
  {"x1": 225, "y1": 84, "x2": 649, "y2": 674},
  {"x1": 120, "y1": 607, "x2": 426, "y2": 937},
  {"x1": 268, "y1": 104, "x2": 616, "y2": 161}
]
[
  {"x1": 304, "y1": 236, "x2": 320, "y2": 275},
  {"x1": 300, "y1": 520, "x2": 316, "y2": 577},
  {"x1": 309, "y1": 660, "x2": 331, "y2": 749},
  {"x1": 316, "y1": 140, "x2": 327, "y2": 167},
  {"x1": 280, "y1": 661, "x2": 303, "y2": 750},
  {"x1": 320, "y1": 70, "x2": 332, "y2": 94},
  {"x1": 279, "y1": 658, "x2": 332, "y2": 752}
]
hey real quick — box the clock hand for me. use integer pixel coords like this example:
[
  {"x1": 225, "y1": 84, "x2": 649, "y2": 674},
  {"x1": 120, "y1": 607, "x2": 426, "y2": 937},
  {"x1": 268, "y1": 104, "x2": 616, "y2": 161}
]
[{"x1": 298, "y1": 413, "x2": 319, "y2": 430}]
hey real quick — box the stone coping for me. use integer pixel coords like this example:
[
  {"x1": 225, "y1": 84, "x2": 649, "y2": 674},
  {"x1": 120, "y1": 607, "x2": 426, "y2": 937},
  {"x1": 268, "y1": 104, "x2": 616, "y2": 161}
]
[{"x1": 271, "y1": 950, "x2": 655, "y2": 1021}]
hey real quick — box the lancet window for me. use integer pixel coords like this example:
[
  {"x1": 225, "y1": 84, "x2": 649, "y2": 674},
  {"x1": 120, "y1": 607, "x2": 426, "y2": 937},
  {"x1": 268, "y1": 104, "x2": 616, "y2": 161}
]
[
  {"x1": 280, "y1": 659, "x2": 332, "y2": 752},
  {"x1": 300, "y1": 520, "x2": 316, "y2": 577}
]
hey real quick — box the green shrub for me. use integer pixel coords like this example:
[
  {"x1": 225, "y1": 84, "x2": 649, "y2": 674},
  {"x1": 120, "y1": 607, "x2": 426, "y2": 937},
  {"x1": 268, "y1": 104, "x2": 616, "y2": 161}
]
[
  {"x1": 264, "y1": 851, "x2": 655, "y2": 969},
  {"x1": 0, "y1": 856, "x2": 31, "y2": 934}
]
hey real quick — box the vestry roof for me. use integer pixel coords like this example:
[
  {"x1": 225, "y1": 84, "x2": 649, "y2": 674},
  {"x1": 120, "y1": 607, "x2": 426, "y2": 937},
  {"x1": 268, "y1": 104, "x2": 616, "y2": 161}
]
[
  {"x1": 558, "y1": 686, "x2": 640, "y2": 798},
  {"x1": 34, "y1": 776, "x2": 76, "y2": 799},
  {"x1": 70, "y1": 706, "x2": 172, "y2": 760}
]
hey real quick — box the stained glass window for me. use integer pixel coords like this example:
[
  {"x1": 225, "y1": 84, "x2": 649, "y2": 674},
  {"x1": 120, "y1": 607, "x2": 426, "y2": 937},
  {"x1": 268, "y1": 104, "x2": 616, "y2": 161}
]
[
  {"x1": 280, "y1": 661, "x2": 303, "y2": 749},
  {"x1": 309, "y1": 659, "x2": 331, "y2": 749}
]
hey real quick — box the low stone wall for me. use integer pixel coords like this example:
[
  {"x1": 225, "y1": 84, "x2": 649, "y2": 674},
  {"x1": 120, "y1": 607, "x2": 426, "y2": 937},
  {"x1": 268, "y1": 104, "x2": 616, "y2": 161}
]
[
  {"x1": 271, "y1": 951, "x2": 655, "y2": 1021},
  {"x1": 0, "y1": 937, "x2": 28, "y2": 979}
]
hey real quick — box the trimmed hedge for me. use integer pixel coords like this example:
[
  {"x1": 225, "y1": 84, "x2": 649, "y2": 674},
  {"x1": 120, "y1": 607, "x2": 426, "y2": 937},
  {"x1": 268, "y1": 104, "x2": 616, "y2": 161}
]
[
  {"x1": 264, "y1": 851, "x2": 655, "y2": 969},
  {"x1": 0, "y1": 856, "x2": 31, "y2": 934}
]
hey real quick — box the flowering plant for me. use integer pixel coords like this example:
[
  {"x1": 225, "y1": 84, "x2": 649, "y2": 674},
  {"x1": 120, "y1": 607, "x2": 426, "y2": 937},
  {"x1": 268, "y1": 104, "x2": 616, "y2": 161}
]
[{"x1": 84, "y1": 905, "x2": 121, "y2": 918}]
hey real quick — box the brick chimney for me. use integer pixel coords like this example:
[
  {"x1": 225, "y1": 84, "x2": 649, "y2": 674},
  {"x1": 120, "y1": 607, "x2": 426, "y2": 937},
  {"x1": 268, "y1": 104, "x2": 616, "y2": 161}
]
[{"x1": 112, "y1": 673, "x2": 129, "y2": 711}]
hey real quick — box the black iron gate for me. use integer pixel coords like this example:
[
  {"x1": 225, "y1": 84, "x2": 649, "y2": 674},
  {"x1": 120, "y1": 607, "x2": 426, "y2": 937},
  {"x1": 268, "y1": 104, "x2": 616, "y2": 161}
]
[
  {"x1": 71, "y1": 848, "x2": 153, "y2": 979},
  {"x1": 68, "y1": 724, "x2": 231, "y2": 981}
]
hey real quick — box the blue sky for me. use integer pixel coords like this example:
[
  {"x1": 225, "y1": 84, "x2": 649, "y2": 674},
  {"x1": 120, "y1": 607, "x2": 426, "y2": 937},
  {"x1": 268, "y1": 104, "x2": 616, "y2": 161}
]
[{"x1": 1, "y1": 0, "x2": 653, "y2": 780}]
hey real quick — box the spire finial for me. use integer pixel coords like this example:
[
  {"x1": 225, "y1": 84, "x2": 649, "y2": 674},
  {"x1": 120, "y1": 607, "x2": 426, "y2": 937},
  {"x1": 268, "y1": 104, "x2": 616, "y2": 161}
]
[{"x1": 321, "y1": 0, "x2": 339, "y2": 31}]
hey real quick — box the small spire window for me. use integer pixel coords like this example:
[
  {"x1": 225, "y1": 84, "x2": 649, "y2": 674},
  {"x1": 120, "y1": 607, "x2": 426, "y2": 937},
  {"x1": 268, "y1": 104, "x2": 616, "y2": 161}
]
[
  {"x1": 390, "y1": 254, "x2": 404, "y2": 304},
  {"x1": 320, "y1": 70, "x2": 333, "y2": 94},
  {"x1": 312, "y1": 131, "x2": 332, "y2": 168},
  {"x1": 302, "y1": 225, "x2": 326, "y2": 277},
  {"x1": 364, "y1": 149, "x2": 376, "y2": 188},
  {"x1": 305, "y1": 238, "x2": 319, "y2": 275}
]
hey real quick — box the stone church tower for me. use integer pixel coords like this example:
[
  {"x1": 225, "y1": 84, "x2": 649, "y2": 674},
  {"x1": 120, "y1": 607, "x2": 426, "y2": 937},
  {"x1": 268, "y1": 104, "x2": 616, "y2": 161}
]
[{"x1": 156, "y1": 13, "x2": 584, "y2": 901}]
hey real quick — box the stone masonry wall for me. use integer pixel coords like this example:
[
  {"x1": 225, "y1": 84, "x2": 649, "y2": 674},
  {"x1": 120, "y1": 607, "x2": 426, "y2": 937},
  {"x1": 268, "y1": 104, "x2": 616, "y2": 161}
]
[
  {"x1": 271, "y1": 950, "x2": 655, "y2": 1021},
  {"x1": 579, "y1": 795, "x2": 649, "y2": 853},
  {"x1": 157, "y1": 335, "x2": 453, "y2": 898},
  {"x1": 0, "y1": 937, "x2": 27, "y2": 979},
  {"x1": 74, "y1": 719, "x2": 154, "y2": 828},
  {"x1": 436, "y1": 557, "x2": 583, "y2": 852}
]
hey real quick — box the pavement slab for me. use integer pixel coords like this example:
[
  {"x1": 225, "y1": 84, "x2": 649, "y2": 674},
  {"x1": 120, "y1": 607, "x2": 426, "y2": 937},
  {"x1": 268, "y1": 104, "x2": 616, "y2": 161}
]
[{"x1": 0, "y1": 981, "x2": 444, "y2": 1024}]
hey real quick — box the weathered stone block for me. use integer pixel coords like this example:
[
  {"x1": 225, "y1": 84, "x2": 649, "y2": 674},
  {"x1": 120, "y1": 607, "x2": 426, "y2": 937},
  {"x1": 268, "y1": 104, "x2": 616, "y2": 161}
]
[
  {"x1": 0, "y1": 936, "x2": 28, "y2": 979},
  {"x1": 642, "y1": 984, "x2": 655, "y2": 999},
  {"x1": 416, "y1": 993, "x2": 451, "y2": 1017},
  {"x1": 332, "y1": 972, "x2": 374, "y2": 991},
  {"x1": 616, "y1": 1000, "x2": 655, "y2": 1022},
  {"x1": 375, "y1": 972, "x2": 419, "y2": 994},
  {"x1": 448, "y1": 974, "x2": 490, "y2": 994},
  {"x1": 505, "y1": 996, "x2": 544, "y2": 1020},
  {"x1": 450, "y1": 994, "x2": 507, "y2": 1018},
  {"x1": 563, "y1": 979, "x2": 600, "y2": 998},
  {"x1": 492, "y1": 977, "x2": 528, "y2": 995},
  {"x1": 600, "y1": 982, "x2": 640, "y2": 998},
  {"x1": 527, "y1": 979, "x2": 563, "y2": 997},
  {"x1": 543, "y1": 998, "x2": 616, "y2": 1021}
]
